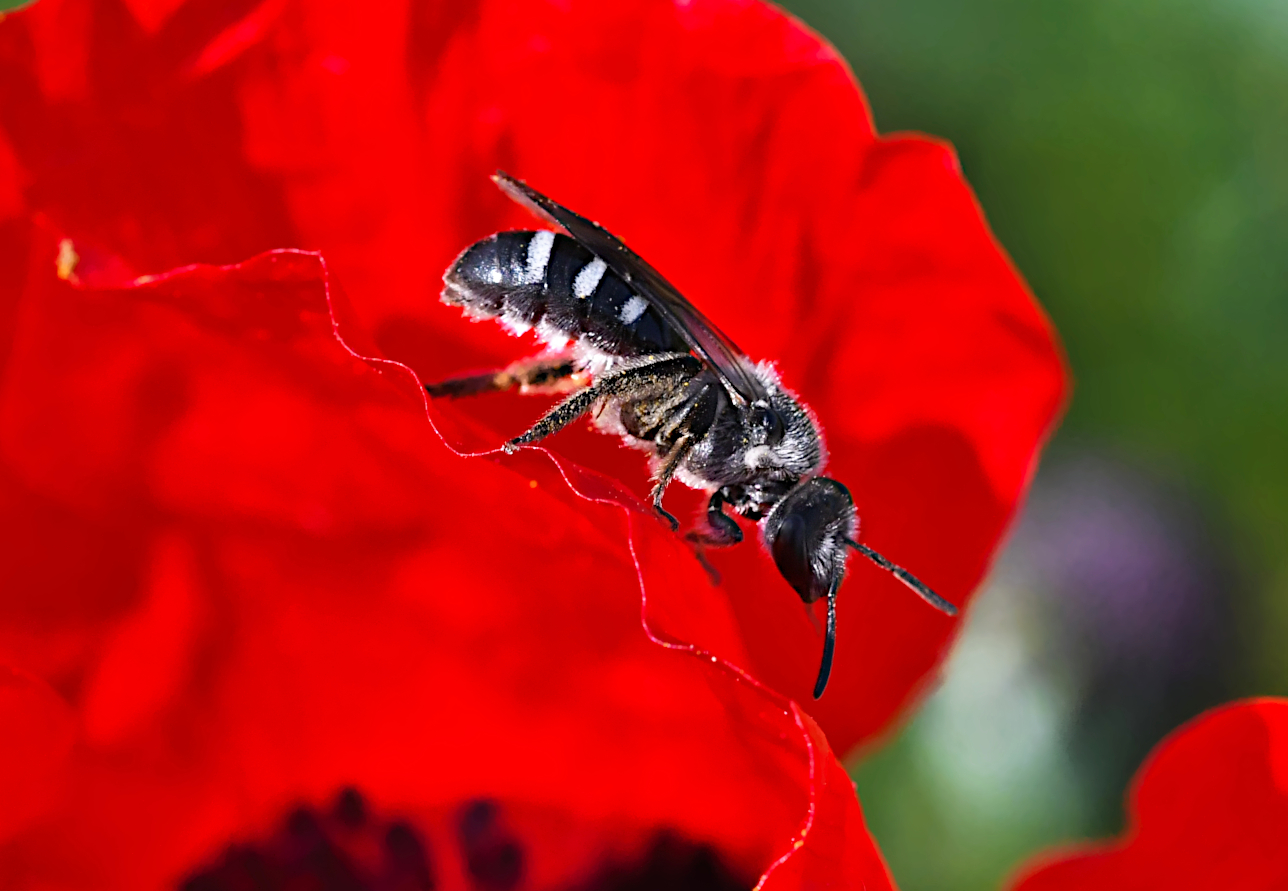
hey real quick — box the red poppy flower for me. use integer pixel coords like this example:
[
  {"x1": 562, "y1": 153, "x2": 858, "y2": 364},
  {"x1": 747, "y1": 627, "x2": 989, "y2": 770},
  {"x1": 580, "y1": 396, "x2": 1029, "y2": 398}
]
[
  {"x1": 0, "y1": 0, "x2": 1065, "y2": 888},
  {"x1": 1009, "y1": 698, "x2": 1288, "y2": 891}
]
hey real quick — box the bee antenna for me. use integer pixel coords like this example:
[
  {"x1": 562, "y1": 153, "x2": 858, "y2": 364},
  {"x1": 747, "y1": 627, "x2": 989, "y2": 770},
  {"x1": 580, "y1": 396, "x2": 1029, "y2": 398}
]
[
  {"x1": 812, "y1": 582, "x2": 838, "y2": 699},
  {"x1": 844, "y1": 538, "x2": 959, "y2": 617}
]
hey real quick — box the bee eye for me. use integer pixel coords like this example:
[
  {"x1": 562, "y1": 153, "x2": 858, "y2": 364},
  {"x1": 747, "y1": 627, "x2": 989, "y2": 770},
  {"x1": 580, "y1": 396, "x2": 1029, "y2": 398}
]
[{"x1": 751, "y1": 404, "x2": 785, "y2": 446}]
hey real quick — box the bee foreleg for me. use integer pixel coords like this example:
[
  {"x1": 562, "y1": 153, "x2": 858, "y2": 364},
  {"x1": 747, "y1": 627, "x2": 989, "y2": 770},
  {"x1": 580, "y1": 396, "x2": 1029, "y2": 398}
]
[
  {"x1": 685, "y1": 490, "x2": 743, "y2": 547},
  {"x1": 503, "y1": 353, "x2": 699, "y2": 454},
  {"x1": 425, "y1": 355, "x2": 582, "y2": 399}
]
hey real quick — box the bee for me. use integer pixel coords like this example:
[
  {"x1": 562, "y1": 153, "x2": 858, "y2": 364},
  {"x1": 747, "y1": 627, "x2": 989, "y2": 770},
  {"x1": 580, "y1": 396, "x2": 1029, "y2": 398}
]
[{"x1": 427, "y1": 173, "x2": 958, "y2": 698}]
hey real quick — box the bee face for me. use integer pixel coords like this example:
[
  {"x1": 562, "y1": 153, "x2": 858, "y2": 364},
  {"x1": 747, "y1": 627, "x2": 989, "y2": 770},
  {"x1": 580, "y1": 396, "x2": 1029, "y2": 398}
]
[{"x1": 762, "y1": 477, "x2": 857, "y2": 606}]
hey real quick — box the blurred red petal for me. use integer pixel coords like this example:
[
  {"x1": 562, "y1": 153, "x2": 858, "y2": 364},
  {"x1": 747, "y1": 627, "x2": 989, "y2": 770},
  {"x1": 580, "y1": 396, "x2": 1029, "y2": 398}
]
[
  {"x1": 1009, "y1": 698, "x2": 1288, "y2": 891},
  {"x1": 79, "y1": 530, "x2": 205, "y2": 746},
  {"x1": 0, "y1": 231, "x2": 891, "y2": 888},
  {"x1": 0, "y1": 665, "x2": 75, "y2": 841},
  {"x1": 119, "y1": 0, "x2": 186, "y2": 35},
  {"x1": 0, "y1": 129, "x2": 21, "y2": 221}
]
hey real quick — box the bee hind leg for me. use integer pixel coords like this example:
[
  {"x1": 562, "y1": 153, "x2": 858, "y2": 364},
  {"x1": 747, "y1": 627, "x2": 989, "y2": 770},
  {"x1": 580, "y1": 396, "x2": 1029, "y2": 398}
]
[
  {"x1": 425, "y1": 355, "x2": 585, "y2": 399},
  {"x1": 504, "y1": 353, "x2": 700, "y2": 454}
]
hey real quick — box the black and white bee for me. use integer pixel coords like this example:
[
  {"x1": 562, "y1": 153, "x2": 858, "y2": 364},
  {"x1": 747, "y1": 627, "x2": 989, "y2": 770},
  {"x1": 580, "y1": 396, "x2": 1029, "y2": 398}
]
[{"x1": 427, "y1": 172, "x2": 958, "y2": 698}]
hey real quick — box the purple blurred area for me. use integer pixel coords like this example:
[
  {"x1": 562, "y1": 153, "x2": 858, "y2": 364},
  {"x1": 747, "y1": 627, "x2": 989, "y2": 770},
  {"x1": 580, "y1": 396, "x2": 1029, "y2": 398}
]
[{"x1": 1009, "y1": 452, "x2": 1237, "y2": 810}]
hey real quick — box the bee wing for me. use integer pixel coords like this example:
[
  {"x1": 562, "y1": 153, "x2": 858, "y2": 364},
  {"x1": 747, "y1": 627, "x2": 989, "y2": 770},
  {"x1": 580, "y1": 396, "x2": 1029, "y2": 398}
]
[{"x1": 493, "y1": 171, "x2": 769, "y2": 406}]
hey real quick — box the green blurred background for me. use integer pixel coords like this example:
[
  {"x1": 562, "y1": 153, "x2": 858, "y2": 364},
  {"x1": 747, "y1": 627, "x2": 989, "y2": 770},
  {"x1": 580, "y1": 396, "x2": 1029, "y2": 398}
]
[{"x1": 775, "y1": 0, "x2": 1288, "y2": 888}]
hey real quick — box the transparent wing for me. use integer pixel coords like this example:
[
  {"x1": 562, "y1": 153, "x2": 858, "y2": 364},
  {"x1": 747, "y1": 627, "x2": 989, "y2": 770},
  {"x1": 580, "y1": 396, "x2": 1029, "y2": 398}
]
[{"x1": 493, "y1": 171, "x2": 768, "y2": 406}]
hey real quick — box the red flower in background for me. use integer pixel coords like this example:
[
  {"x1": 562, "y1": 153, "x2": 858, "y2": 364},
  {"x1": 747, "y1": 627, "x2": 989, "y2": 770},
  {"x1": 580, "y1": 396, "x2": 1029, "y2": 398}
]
[
  {"x1": 0, "y1": 0, "x2": 1064, "y2": 888},
  {"x1": 1010, "y1": 698, "x2": 1288, "y2": 891}
]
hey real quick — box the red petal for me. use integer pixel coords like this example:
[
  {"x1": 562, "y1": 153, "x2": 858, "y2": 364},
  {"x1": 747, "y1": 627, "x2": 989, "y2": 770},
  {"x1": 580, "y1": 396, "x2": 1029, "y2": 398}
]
[
  {"x1": 1009, "y1": 698, "x2": 1288, "y2": 891},
  {"x1": 0, "y1": 665, "x2": 75, "y2": 840},
  {"x1": 0, "y1": 0, "x2": 1065, "y2": 755},
  {"x1": 0, "y1": 231, "x2": 892, "y2": 888}
]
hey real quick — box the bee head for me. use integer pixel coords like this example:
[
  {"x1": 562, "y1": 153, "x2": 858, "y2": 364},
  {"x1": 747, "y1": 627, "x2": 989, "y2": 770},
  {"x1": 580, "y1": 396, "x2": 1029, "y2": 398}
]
[
  {"x1": 762, "y1": 478, "x2": 855, "y2": 699},
  {"x1": 762, "y1": 478, "x2": 856, "y2": 606},
  {"x1": 762, "y1": 477, "x2": 959, "y2": 699}
]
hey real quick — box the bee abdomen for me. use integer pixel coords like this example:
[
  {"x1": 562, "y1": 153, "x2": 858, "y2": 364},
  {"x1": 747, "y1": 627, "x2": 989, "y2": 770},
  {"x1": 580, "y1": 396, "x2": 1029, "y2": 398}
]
[{"x1": 443, "y1": 231, "x2": 688, "y2": 356}]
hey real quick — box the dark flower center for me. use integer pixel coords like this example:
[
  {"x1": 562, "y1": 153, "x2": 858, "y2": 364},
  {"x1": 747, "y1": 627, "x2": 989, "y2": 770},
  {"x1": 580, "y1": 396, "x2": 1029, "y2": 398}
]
[
  {"x1": 457, "y1": 800, "x2": 524, "y2": 890},
  {"x1": 180, "y1": 788, "x2": 433, "y2": 891},
  {"x1": 179, "y1": 789, "x2": 749, "y2": 891},
  {"x1": 570, "y1": 832, "x2": 749, "y2": 891}
]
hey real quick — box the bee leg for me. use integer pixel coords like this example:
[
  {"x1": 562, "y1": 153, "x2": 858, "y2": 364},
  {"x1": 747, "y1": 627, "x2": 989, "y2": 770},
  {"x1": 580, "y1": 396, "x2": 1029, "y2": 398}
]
[
  {"x1": 504, "y1": 353, "x2": 699, "y2": 453},
  {"x1": 684, "y1": 491, "x2": 741, "y2": 585},
  {"x1": 648, "y1": 380, "x2": 720, "y2": 531},
  {"x1": 685, "y1": 491, "x2": 743, "y2": 547},
  {"x1": 425, "y1": 356, "x2": 580, "y2": 399},
  {"x1": 649, "y1": 436, "x2": 696, "y2": 531}
]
